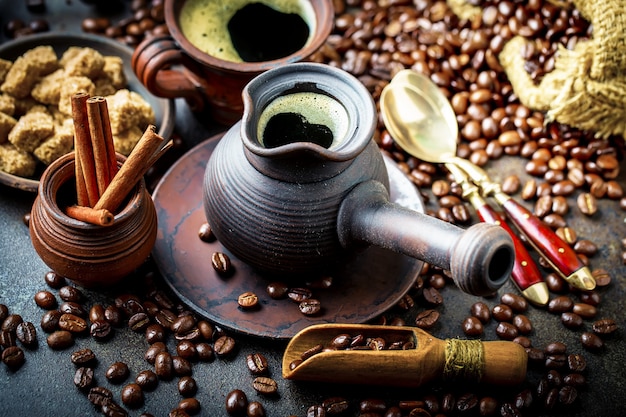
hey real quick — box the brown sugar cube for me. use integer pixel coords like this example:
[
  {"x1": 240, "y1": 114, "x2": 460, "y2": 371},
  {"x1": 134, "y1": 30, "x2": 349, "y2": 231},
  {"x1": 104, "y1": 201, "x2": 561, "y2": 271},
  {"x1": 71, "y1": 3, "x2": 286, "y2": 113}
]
[
  {"x1": 101, "y1": 56, "x2": 126, "y2": 89},
  {"x1": 8, "y1": 110, "x2": 54, "y2": 152},
  {"x1": 113, "y1": 125, "x2": 142, "y2": 156},
  {"x1": 0, "y1": 46, "x2": 58, "y2": 98},
  {"x1": 106, "y1": 89, "x2": 155, "y2": 135},
  {"x1": 22, "y1": 45, "x2": 58, "y2": 75},
  {"x1": 31, "y1": 69, "x2": 65, "y2": 105},
  {"x1": 33, "y1": 120, "x2": 74, "y2": 165},
  {"x1": 0, "y1": 112, "x2": 17, "y2": 144},
  {"x1": 57, "y1": 76, "x2": 96, "y2": 115},
  {"x1": 93, "y1": 78, "x2": 116, "y2": 97},
  {"x1": 12, "y1": 97, "x2": 39, "y2": 117},
  {"x1": 61, "y1": 47, "x2": 105, "y2": 79},
  {"x1": 0, "y1": 142, "x2": 37, "y2": 177},
  {"x1": 0, "y1": 94, "x2": 16, "y2": 116},
  {"x1": 0, "y1": 58, "x2": 11, "y2": 83}
]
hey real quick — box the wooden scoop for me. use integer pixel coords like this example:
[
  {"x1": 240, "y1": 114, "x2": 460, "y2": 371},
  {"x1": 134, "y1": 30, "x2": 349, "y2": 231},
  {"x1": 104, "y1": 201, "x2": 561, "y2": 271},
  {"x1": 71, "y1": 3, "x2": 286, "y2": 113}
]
[{"x1": 282, "y1": 324, "x2": 527, "y2": 387}]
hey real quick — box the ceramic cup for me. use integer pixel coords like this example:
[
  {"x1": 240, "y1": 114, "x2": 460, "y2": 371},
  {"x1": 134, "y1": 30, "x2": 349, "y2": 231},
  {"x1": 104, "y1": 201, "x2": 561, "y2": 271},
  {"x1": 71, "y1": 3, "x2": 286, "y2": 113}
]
[
  {"x1": 29, "y1": 153, "x2": 157, "y2": 287},
  {"x1": 131, "y1": 0, "x2": 334, "y2": 125}
]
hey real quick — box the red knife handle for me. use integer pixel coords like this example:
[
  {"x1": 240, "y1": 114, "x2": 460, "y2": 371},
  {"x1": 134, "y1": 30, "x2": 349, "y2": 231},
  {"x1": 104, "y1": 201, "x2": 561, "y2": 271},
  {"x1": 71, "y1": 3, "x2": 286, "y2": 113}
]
[
  {"x1": 500, "y1": 198, "x2": 584, "y2": 277},
  {"x1": 475, "y1": 203, "x2": 544, "y2": 291}
]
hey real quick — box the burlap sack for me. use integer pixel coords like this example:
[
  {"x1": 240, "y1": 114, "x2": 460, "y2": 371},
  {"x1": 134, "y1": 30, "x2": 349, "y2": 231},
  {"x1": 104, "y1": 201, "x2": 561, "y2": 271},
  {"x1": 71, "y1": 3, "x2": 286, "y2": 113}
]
[{"x1": 498, "y1": 0, "x2": 626, "y2": 139}]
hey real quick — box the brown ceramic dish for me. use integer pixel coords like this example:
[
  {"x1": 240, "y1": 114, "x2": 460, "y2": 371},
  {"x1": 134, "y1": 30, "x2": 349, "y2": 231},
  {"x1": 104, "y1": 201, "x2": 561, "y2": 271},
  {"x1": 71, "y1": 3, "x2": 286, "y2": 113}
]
[{"x1": 0, "y1": 32, "x2": 175, "y2": 192}]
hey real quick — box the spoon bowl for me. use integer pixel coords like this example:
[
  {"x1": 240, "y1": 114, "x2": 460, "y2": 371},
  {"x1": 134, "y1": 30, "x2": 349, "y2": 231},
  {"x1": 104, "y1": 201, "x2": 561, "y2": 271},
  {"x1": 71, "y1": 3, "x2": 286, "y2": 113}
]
[{"x1": 381, "y1": 70, "x2": 459, "y2": 164}]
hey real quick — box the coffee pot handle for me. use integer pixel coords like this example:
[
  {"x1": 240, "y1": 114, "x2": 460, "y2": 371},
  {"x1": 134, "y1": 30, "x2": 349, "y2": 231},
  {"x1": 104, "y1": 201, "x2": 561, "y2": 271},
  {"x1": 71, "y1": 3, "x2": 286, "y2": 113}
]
[
  {"x1": 132, "y1": 35, "x2": 208, "y2": 111},
  {"x1": 337, "y1": 180, "x2": 515, "y2": 296}
]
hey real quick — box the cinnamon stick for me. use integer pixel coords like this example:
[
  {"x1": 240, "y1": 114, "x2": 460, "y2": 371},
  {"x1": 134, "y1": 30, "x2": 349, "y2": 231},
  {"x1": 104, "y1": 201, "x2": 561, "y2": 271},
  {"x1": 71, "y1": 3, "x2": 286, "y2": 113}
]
[
  {"x1": 65, "y1": 205, "x2": 114, "y2": 227},
  {"x1": 97, "y1": 96, "x2": 119, "y2": 181},
  {"x1": 71, "y1": 93, "x2": 98, "y2": 207},
  {"x1": 94, "y1": 125, "x2": 164, "y2": 213},
  {"x1": 87, "y1": 97, "x2": 110, "y2": 196}
]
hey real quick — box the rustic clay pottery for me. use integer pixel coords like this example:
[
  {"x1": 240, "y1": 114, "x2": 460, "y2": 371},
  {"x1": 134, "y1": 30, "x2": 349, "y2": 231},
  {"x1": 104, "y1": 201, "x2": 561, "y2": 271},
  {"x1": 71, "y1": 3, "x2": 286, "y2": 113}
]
[
  {"x1": 29, "y1": 153, "x2": 157, "y2": 287},
  {"x1": 202, "y1": 63, "x2": 515, "y2": 296},
  {"x1": 131, "y1": 0, "x2": 334, "y2": 125}
]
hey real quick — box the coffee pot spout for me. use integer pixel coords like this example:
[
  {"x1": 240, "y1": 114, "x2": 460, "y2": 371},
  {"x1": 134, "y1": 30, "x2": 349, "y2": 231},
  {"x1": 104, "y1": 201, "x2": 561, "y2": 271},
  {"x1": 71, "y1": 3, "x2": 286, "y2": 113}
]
[{"x1": 337, "y1": 180, "x2": 514, "y2": 296}]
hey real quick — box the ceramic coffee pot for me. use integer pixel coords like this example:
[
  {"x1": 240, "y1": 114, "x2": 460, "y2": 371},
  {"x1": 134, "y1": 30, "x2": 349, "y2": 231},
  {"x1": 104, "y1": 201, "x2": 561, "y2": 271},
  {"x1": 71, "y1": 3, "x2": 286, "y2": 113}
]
[{"x1": 203, "y1": 63, "x2": 514, "y2": 296}]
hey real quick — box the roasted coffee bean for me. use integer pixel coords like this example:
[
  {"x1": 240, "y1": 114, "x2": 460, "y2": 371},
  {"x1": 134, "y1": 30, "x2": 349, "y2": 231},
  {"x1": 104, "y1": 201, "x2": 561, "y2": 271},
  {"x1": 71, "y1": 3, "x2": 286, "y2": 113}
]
[
  {"x1": 178, "y1": 397, "x2": 201, "y2": 415},
  {"x1": 321, "y1": 396, "x2": 349, "y2": 415},
  {"x1": 545, "y1": 273, "x2": 567, "y2": 293},
  {"x1": 579, "y1": 291, "x2": 601, "y2": 306},
  {"x1": 558, "y1": 385, "x2": 578, "y2": 405},
  {"x1": 101, "y1": 399, "x2": 128, "y2": 417},
  {"x1": 2, "y1": 346, "x2": 25, "y2": 371},
  {"x1": 225, "y1": 389, "x2": 248, "y2": 416},
  {"x1": 492, "y1": 304, "x2": 513, "y2": 322},
  {"x1": 513, "y1": 389, "x2": 533, "y2": 410},
  {"x1": 500, "y1": 293, "x2": 528, "y2": 312},
  {"x1": 128, "y1": 312, "x2": 150, "y2": 332},
  {"x1": 546, "y1": 369, "x2": 563, "y2": 387},
  {"x1": 591, "y1": 318, "x2": 618, "y2": 335},
  {"x1": 106, "y1": 361, "x2": 130, "y2": 384},
  {"x1": 456, "y1": 392, "x2": 478, "y2": 412},
  {"x1": 0, "y1": 304, "x2": 7, "y2": 323},
  {"x1": 577, "y1": 192, "x2": 597, "y2": 216},
  {"x1": 58, "y1": 285, "x2": 83, "y2": 302},
  {"x1": 0, "y1": 330, "x2": 15, "y2": 348},
  {"x1": 178, "y1": 375, "x2": 197, "y2": 397},
  {"x1": 59, "y1": 301, "x2": 86, "y2": 317},
  {"x1": 34, "y1": 290, "x2": 57, "y2": 309},
  {"x1": 462, "y1": 316, "x2": 483, "y2": 337},
  {"x1": 545, "y1": 354, "x2": 567, "y2": 369},
  {"x1": 561, "y1": 312, "x2": 584, "y2": 329},
  {"x1": 121, "y1": 383, "x2": 144, "y2": 408},
  {"x1": 145, "y1": 323, "x2": 165, "y2": 344},
  {"x1": 135, "y1": 369, "x2": 159, "y2": 392},
  {"x1": 479, "y1": 396, "x2": 498, "y2": 416},
  {"x1": 2, "y1": 314, "x2": 23, "y2": 333},
  {"x1": 495, "y1": 322, "x2": 518, "y2": 340},
  {"x1": 71, "y1": 348, "x2": 97, "y2": 367},
  {"x1": 88, "y1": 386, "x2": 113, "y2": 408},
  {"x1": 545, "y1": 342, "x2": 567, "y2": 355},
  {"x1": 89, "y1": 304, "x2": 107, "y2": 322},
  {"x1": 44, "y1": 271, "x2": 66, "y2": 289},
  {"x1": 548, "y1": 295, "x2": 574, "y2": 313},
  {"x1": 246, "y1": 353, "x2": 269, "y2": 375},
  {"x1": 591, "y1": 268, "x2": 611, "y2": 287},
  {"x1": 512, "y1": 315, "x2": 532, "y2": 334},
  {"x1": 172, "y1": 315, "x2": 196, "y2": 335},
  {"x1": 15, "y1": 321, "x2": 37, "y2": 347},
  {"x1": 212, "y1": 251, "x2": 233, "y2": 275},
  {"x1": 195, "y1": 342, "x2": 214, "y2": 362},
  {"x1": 246, "y1": 401, "x2": 265, "y2": 417},
  {"x1": 415, "y1": 309, "x2": 440, "y2": 329},
  {"x1": 287, "y1": 287, "x2": 313, "y2": 303},
  {"x1": 198, "y1": 222, "x2": 216, "y2": 242},
  {"x1": 214, "y1": 335, "x2": 237, "y2": 357},
  {"x1": 567, "y1": 353, "x2": 586, "y2": 372},
  {"x1": 105, "y1": 305, "x2": 123, "y2": 327},
  {"x1": 581, "y1": 332, "x2": 604, "y2": 352},
  {"x1": 74, "y1": 367, "x2": 95, "y2": 391},
  {"x1": 175, "y1": 340, "x2": 197, "y2": 361},
  {"x1": 238, "y1": 292, "x2": 259, "y2": 309},
  {"x1": 572, "y1": 303, "x2": 597, "y2": 319},
  {"x1": 91, "y1": 320, "x2": 113, "y2": 341},
  {"x1": 145, "y1": 341, "x2": 167, "y2": 365},
  {"x1": 574, "y1": 239, "x2": 598, "y2": 256},
  {"x1": 59, "y1": 313, "x2": 87, "y2": 333},
  {"x1": 299, "y1": 299, "x2": 322, "y2": 316},
  {"x1": 172, "y1": 355, "x2": 192, "y2": 376},
  {"x1": 563, "y1": 373, "x2": 586, "y2": 387},
  {"x1": 40, "y1": 309, "x2": 62, "y2": 333},
  {"x1": 422, "y1": 286, "x2": 443, "y2": 305},
  {"x1": 47, "y1": 330, "x2": 74, "y2": 350},
  {"x1": 197, "y1": 320, "x2": 214, "y2": 340},
  {"x1": 155, "y1": 351, "x2": 174, "y2": 380},
  {"x1": 266, "y1": 282, "x2": 289, "y2": 299},
  {"x1": 115, "y1": 294, "x2": 144, "y2": 317},
  {"x1": 470, "y1": 301, "x2": 491, "y2": 323}
]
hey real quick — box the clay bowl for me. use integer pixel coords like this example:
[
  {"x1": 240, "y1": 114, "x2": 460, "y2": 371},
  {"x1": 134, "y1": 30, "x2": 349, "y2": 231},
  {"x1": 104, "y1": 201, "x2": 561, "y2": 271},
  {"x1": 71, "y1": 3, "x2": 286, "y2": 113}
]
[
  {"x1": 0, "y1": 32, "x2": 175, "y2": 192},
  {"x1": 29, "y1": 152, "x2": 158, "y2": 287}
]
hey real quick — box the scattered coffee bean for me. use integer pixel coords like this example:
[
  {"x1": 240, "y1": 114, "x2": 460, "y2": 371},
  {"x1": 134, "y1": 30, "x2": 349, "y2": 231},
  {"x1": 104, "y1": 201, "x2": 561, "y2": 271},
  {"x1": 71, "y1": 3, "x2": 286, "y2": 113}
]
[
  {"x1": 299, "y1": 299, "x2": 322, "y2": 316},
  {"x1": 561, "y1": 312, "x2": 584, "y2": 329},
  {"x1": 71, "y1": 348, "x2": 97, "y2": 367},
  {"x1": 106, "y1": 361, "x2": 130, "y2": 384},
  {"x1": 44, "y1": 271, "x2": 66, "y2": 289},
  {"x1": 15, "y1": 321, "x2": 37, "y2": 348},
  {"x1": 154, "y1": 351, "x2": 174, "y2": 380},
  {"x1": 252, "y1": 376, "x2": 278, "y2": 395},
  {"x1": 46, "y1": 330, "x2": 74, "y2": 350},
  {"x1": 581, "y1": 332, "x2": 604, "y2": 352},
  {"x1": 414, "y1": 309, "x2": 440, "y2": 329},
  {"x1": 59, "y1": 313, "x2": 88, "y2": 333},
  {"x1": 198, "y1": 222, "x2": 216, "y2": 242},
  {"x1": 492, "y1": 304, "x2": 513, "y2": 322},
  {"x1": 212, "y1": 251, "x2": 233, "y2": 275},
  {"x1": 225, "y1": 389, "x2": 248, "y2": 416},
  {"x1": 266, "y1": 282, "x2": 289, "y2": 299},
  {"x1": 246, "y1": 353, "x2": 269, "y2": 375},
  {"x1": 470, "y1": 302, "x2": 491, "y2": 323},
  {"x1": 2, "y1": 345, "x2": 25, "y2": 371},
  {"x1": 135, "y1": 369, "x2": 159, "y2": 392},
  {"x1": 214, "y1": 335, "x2": 237, "y2": 357},
  {"x1": 34, "y1": 290, "x2": 57, "y2": 309},
  {"x1": 238, "y1": 292, "x2": 259, "y2": 309},
  {"x1": 74, "y1": 367, "x2": 95, "y2": 391},
  {"x1": 58, "y1": 285, "x2": 83, "y2": 302},
  {"x1": 121, "y1": 383, "x2": 144, "y2": 408},
  {"x1": 40, "y1": 309, "x2": 62, "y2": 333},
  {"x1": 462, "y1": 316, "x2": 483, "y2": 337},
  {"x1": 178, "y1": 375, "x2": 197, "y2": 397},
  {"x1": 591, "y1": 318, "x2": 618, "y2": 336},
  {"x1": 2, "y1": 314, "x2": 23, "y2": 333}
]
